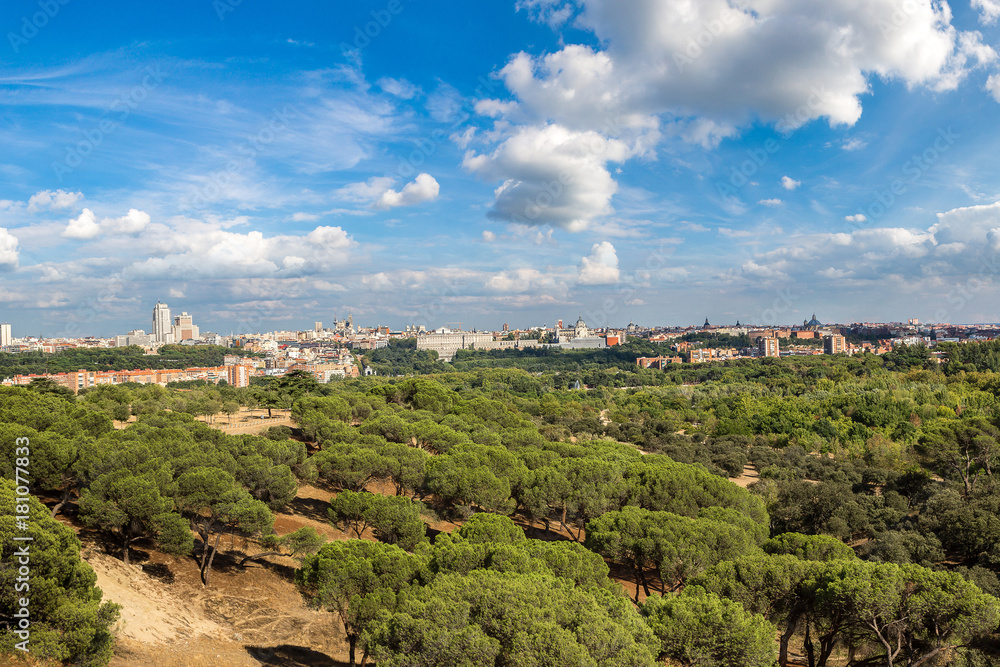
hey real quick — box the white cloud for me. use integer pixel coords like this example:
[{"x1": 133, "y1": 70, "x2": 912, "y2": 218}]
[
  {"x1": 516, "y1": 0, "x2": 575, "y2": 27},
  {"x1": 28, "y1": 189, "x2": 82, "y2": 213},
  {"x1": 578, "y1": 241, "x2": 620, "y2": 284},
  {"x1": 845, "y1": 214, "x2": 867, "y2": 223},
  {"x1": 373, "y1": 173, "x2": 441, "y2": 210},
  {"x1": 334, "y1": 176, "x2": 396, "y2": 204},
  {"x1": 486, "y1": 268, "x2": 568, "y2": 293},
  {"x1": 987, "y1": 73, "x2": 1000, "y2": 103},
  {"x1": 377, "y1": 77, "x2": 421, "y2": 99},
  {"x1": 742, "y1": 260, "x2": 789, "y2": 280},
  {"x1": 0, "y1": 228, "x2": 19, "y2": 270},
  {"x1": 482, "y1": 230, "x2": 497, "y2": 242},
  {"x1": 169, "y1": 287, "x2": 186, "y2": 298},
  {"x1": 781, "y1": 176, "x2": 801, "y2": 191},
  {"x1": 759, "y1": 198, "x2": 783, "y2": 207},
  {"x1": 102, "y1": 209, "x2": 150, "y2": 235},
  {"x1": 122, "y1": 223, "x2": 354, "y2": 280},
  {"x1": 973, "y1": 0, "x2": 1000, "y2": 24},
  {"x1": 63, "y1": 208, "x2": 150, "y2": 239},
  {"x1": 292, "y1": 212, "x2": 319, "y2": 222},
  {"x1": 464, "y1": 124, "x2": 633, "y2": 231},
  {"x1": 841, "y1": 138, "x2": 867, "y2": 151},
  {"x1": 491, "y1": 0, "x2": 995, "y2": 141},
  {"x1": 63, "y1": 209, "x2": 101, "y2": 239}
]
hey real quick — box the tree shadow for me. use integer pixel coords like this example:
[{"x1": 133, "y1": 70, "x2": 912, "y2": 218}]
[
  {"x1": 285, "y1": 495, "x2": 331, "y2": 523},
  {"x1": 245, "y1": 644, "x2": 345, "y2": 666},
  {"x1": 141, "y1": 560, "x2": 175, "y2": 584},
  {"x1": 231, "y1": 550, "x2": 298, "y2": 582}
]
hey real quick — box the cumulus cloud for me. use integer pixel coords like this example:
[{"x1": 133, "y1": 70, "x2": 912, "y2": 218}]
[
  {"x1": 0, "y1": 228, "x2": 19, "y2": 270},
  {"x1": 63, "y1": 209, "x2": 101, "y2": 239},
  {"x1": 334, "y1": 177, "x2": 396, "y2": 204},
  {"x1": 123, "y1": 224, "x2": 353, "y2": 280},
  {"x1": 102, "y1": 209, "x2": 150, "y2": 235},
  {"x1": 63, "y1": 208, "x2": 150, "y2": 239},
  {"x1": 482, "y1": 230, "x2": 497, "y2": 242},
  {"x1": 759, "y1": 198, "x2": 784, "y2": 207},
  {"x1": 731, "y1": 201, "x2": 1000, "y2": 292},
  {"x1": 781, "y1": 176, "x2": 801, "y2": 191},
  {"x1": 464, "y1": 125, "x2": 633, "y2": 231},
  {"x1": 488, "y1": 0, "x2": 994, "y2": 141},
  {"x1": 987, "y1": 73, "x2": 1000, "y2": 103},
  {"x1": 373, "y1": 173, "x2": 440, "y2": 210},
  {"x1": 28, "y1": 189, "x2": 83, "y2": 213},
  {"x1": 486, "y1": 267, "x2": 568, "y2": 293},
  {"x1": 973, "y1": 0, "x2": 1000, "y2": 24},
  {"x1": 578, "y1": 241, "x2": 620, "y2": 284}
]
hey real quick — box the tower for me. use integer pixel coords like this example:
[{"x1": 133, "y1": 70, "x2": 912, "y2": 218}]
[
  {"x1": 152, "y1": 302, "x2": 173, "y2": 343},
  {"x1": 0, "y1": 323, "x2": 11, "y2": 347}
]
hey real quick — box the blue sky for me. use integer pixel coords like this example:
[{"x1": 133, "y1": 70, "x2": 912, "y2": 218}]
[{"x1": 2, "y1": 0, "x2": 1000, "y2": 337}]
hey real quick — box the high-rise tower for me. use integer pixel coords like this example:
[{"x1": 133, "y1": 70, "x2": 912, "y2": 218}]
[{"x1": 152, "y1": 302, "x2": 173, "y2": 343}]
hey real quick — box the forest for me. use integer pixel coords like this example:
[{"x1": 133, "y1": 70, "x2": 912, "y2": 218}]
[{"x1": 4, "y1": 340, "x2": 1000, "y2": 665}]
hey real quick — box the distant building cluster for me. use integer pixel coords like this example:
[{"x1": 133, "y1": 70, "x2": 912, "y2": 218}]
[
  {"x1": 4, "y1": 303, "x2": 1000, "y2": 388},
  {"x1": 415, "y1": 316, "x2": 624, "y2": 361},
  {"x1": 3, "y1": 363, "x2": 255, "y2": 393}
]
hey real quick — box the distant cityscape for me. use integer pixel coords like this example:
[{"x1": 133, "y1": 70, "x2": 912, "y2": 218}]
[{"x1": 1, "y1": 301, "x2": 997, "y2": 393}]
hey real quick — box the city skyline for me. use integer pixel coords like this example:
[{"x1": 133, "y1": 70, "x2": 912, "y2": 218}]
[
  {"x1": 2, "y1": 1, "x2": 1000, "y2": 335},
  {"x1": 2, "y1": 298, "x2": 998, "y2": 341}
]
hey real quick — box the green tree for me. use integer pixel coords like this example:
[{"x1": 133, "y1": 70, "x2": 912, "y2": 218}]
[
  {"x1": 365, "y1": 570, "x2": 659, "y2": 666},
  {"x1": 917, "y1": 418, "x2": 1000, "y2": 496},
  {"x1": 174, "y1": 466, "x2": 274, "y2": 585},
  {"x1": 811, "y1": 560, "x2": 1000, "y2": 667},
  {"x1": 0, "y1": 480, "x2": 121, "y2": 666},
  {"x1": 641, "y1": 586, "x2": 777, "y2": 667},
  {"x1": 77, "y1": 468, "x2": 192, "y2": 564},
  {"x1": 296, "y1": 540, "x2": 426, "y2": 667},
  {"x1": 238, "y1": 526, "x2": 326, "y2": 567}
]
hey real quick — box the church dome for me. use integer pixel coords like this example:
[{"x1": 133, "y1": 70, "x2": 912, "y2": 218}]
[{"x1": 806, "y1": 313, "x2": 822, "y2": 328}]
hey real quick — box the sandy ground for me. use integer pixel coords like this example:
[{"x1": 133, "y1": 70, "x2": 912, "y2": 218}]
[
  {"x1": 73, "y1": 481, "x2": 354, "y2": 667},
  {"x1": 729, "y1": 463, "x2": 760, "y2": 488},
  {"x1": 114, "y1": 407, "x2": 295, "y2": 434}
]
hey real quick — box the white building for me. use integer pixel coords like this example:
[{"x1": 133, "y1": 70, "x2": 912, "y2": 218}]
[
  {"x1": 0, "y1": 323, "x2": 11, "y2": 348},
  {"x1": 152, "y1": 302, "x2": 174, "y2": 344}
]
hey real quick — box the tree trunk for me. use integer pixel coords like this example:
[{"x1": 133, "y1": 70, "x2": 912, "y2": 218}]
[
  {"x1": 778, "y1": 614, "x2": 798, "y2": 667},
  {"x1": 50, "y1": 488, "x2": 72, "y2": 518},
  {"x1": 804, "y1": 621, "x2": 815, "y2": 667},
  {"x1": 636, "y1": 566, "x2": 651, "y2": 599},
  {"x1": 817, "y1": 632, "x2": 838, "y2": 667},
  {"x1": 199, "y1": 529, "x2": 211, "y2": 582},
  {"x1": 348, "y1": 634, "x2": 358, "y2": 667},
  {"x1": 203, "y1": 532, "x2": 223, "y2": 586}
]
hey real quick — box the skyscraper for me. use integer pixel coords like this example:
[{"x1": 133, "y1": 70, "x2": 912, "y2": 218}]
[
  {"x1": 152, "y1": 302, "x2": 173, "y2": 343},
  {"x1": 0, "y1": 323, "x2": 11, "y2": 348}
]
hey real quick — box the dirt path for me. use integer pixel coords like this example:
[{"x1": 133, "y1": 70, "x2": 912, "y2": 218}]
[{"x1": 729, "y1": 464, "x2": 760, "y2": 488}]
